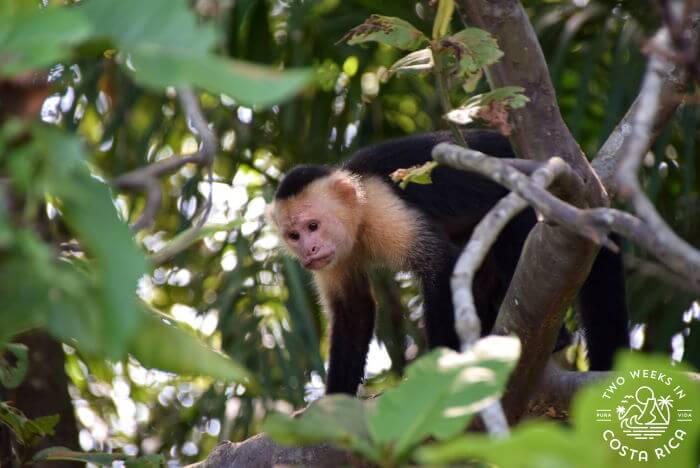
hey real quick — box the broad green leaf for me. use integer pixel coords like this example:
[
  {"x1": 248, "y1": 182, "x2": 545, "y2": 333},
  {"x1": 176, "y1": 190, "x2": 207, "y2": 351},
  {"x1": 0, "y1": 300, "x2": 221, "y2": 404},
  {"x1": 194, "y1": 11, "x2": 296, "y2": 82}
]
[
  {"x1": 369, "y1": 337, "x2": 519, "y2": 459},
  {"x1": 127, "y1": 45, "x2": 312, "y2": 108},
  {"x1": 0, "y1": 343, "x2": 28, "y2": 388},
  {"x1": 419, "y1": 353, "x2": 700, "y2": 467},
  {"x1": 76, "y1": 0, "x2": 216, "y2": 52},
  {"x1": 128, "y1": 310, "x2": 257, "y2": 390},
  {"x1": 341, "y1": 15, "x2": 428, "y2": 51},
  {"x1": 0, "y1": 402, "x2": 58, "y2": 447},
  {"x1": 35, "y1": 126, "x2": 147, "y2": 358},
  {"x1": 0, "y1": 6, "x2": 92, "y2": 76},
  {"x1": 417, "y1": 421, "x2": 603, "y2": 467},
  {"x1": 33, "y1": 447, "x2": 165, "y2": 467},
  {"x1": 439, "y1": 28, "x2": 503, "y2": 78},
  {"x1": 263, "y1": 395, "x2": 380, "y2": 461},
  {"x1": 0, "y1": 234, "x2": 57, "y2": 346},
  {"x1": 572, "y1": 353, "x2": 700, "y2": 467}
]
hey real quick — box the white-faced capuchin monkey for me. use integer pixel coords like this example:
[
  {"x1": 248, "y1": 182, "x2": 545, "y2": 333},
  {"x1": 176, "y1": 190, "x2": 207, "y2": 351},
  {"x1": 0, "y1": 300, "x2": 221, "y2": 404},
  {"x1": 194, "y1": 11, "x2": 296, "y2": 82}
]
[{"x1": 267, "y1": 130, "x2": 629, "y2": 395}]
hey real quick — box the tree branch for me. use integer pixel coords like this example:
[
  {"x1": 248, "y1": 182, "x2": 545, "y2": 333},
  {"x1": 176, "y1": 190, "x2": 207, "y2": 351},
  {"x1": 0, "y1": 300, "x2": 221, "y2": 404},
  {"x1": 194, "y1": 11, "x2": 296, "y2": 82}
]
[
  {"x1": 434, "y1": 142, "x2": 700, "y2": 291},
  {"x1": 454, "y1": 0, "x2": 606, "y2": 206},
  {"x1": 452, "y1": 0, "x2": 608, "y2": 423},
  {"x1": 113, "y1": 88, "x2": 217, "y2": 232}
]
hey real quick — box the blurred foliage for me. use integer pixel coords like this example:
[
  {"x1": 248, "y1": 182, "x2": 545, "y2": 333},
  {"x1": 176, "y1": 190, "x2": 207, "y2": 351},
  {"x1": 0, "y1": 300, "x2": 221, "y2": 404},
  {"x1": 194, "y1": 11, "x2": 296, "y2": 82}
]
[
  {"x1": 265, "y1": 336, "x2": 520, "y2": 467},
  {"x1": 0, "y1": 0, "x2": 698, "y2": 466},
  {"x1": 0, "y1": 402, "x2": 58, "y2": 447}
]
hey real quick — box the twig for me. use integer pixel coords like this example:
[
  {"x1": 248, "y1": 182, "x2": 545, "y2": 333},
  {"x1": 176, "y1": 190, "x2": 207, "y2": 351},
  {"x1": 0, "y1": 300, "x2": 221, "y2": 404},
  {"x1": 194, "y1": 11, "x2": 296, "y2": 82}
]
[
  {"x1": 624, "y1": 254, "x2": 700, "y2": 295},
  {"x1": 112, "y1": 87, "x2": 217, "y2": 232},
  {"x1": 433, "y1": 142, "x2": 700, "y2": 290},
  {"x1": 613, "y1": 27, "x2": 700, "y2": 288}
]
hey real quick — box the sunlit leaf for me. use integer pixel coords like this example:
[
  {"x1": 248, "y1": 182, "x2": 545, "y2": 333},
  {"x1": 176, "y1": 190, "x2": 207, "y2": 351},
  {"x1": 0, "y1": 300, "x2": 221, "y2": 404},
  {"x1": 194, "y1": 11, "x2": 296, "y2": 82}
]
[
  {"x1": 419, "y1": 353, "x2": 700, "y2": 467},
  {"x1": 369, "y1": 337, "x2": 519, "y2": 458},
  {"x1": 129, "y1": 310, "x2": 257, "y2": 390},
  {"x1": 35, "y1": 126, "x2": 148, "y2": 358}
]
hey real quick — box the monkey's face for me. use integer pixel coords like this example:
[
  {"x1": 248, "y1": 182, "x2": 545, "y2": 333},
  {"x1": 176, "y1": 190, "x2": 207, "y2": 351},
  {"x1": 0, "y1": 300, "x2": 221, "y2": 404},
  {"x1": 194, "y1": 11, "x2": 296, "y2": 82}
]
[
  {"x1": 268, "y1": 174, "x2": 364, "y2": 270},
  {"x1": 272, "y1": 203, "x2": 351, "y2": 270}
]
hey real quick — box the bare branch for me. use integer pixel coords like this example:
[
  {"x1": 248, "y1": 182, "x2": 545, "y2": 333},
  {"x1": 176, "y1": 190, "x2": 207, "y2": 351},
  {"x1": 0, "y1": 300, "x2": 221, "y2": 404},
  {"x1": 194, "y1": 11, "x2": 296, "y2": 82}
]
[
  {"x1": 594, "y1": 6, "x2": 699, "y2": 193},
  {"x1": 451, "y1": 156, "x2": 571, "y2": 437},
  {"x1": 624, "y1": 254, "x2": 700, "y2": 295},
  {"x1": 452, "y1": 158, "x2": 572, "y2": 349},
  {"x1": 611, "y1": 26, "x2": 700, "y2": 287},
  {"x1": 434, "y1": 142, "x2": 700, "y2": 290},
  {"x1": 112, "y1": 87, "x2": 217, "y2": 233},
  {"x1": 433, "y1": 143, "x2": 617, "y2": 250}
]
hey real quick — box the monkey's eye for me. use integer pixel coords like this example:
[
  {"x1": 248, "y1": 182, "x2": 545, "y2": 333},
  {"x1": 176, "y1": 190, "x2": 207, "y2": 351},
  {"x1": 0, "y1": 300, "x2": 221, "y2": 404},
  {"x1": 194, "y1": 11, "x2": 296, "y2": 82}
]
[
  {"x1": 308, "y1": 222, "x2": 318, "y2": 232},
  {"x1": 288, "y1": 232, "x2": 300, "y2": 241}
]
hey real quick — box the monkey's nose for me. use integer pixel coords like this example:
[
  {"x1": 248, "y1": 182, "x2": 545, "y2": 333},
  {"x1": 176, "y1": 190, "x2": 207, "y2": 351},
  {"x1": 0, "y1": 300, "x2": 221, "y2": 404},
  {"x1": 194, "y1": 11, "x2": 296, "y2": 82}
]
[{"x1": 311, "y1": 245, "x2": 318, "y2": 253}]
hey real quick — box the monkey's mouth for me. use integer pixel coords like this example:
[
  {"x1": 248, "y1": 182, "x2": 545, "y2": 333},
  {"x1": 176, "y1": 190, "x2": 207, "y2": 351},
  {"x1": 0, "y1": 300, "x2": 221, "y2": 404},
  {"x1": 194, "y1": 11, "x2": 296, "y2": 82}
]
[{"x1": 303, "y1": 252, "x2": 334, "y2": 270}]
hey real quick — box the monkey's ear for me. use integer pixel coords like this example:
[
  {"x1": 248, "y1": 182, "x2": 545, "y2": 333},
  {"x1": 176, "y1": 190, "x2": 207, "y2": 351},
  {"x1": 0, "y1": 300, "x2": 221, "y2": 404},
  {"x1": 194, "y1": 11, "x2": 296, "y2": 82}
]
[{"x1": 330, "y1": 173, "x2": 364, "y2": 204}]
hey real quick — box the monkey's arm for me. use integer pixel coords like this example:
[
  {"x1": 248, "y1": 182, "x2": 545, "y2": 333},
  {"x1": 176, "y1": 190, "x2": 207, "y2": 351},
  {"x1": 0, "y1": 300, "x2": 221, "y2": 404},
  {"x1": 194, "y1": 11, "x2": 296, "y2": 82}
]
[{"x1": 325, "y1": 270, "x2": 376, "y2": 395}]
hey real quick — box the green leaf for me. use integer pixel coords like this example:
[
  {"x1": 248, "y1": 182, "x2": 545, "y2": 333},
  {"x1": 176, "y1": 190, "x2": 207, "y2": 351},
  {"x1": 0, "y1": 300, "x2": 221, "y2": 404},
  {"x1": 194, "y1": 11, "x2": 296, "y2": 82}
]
[
  {"x1": 33, "y1": 447, "x2": 166, "y2": 467},
  {"x1": 76, "y1": 0, "x2": 216, "y2": 52},
  {"x1": 419, "y1": 353, "x2": 700, "y2": 467},
  {"x1": 445, "y1": 86, "x2": 529, "y2": 125},
  {"x1": 0, "y1": 402, "x2": 58, "y2": 447},
  {"x1": 127, "y1": 45, "x2": 313, "y2": 108},
  {"x1": 439, "y1": 28, "x2": 503, "y2": 78},
  {"x1": 0, "y1": 343, "x2": 28, "y2": 388},
  {"x1": 128, "y1": 310, "x2": 257, "y2": 390},
  {"x1": 369, "y1": 337, "x2": 519, "y2": 459},
  {"x1": 417, "y1": 421, "x2": 602, "y2": 467},
  {"x1": 341, "y1": 15, "x2": 428, "y2": 51},
  {"x1": 0, "y1": 6, "x2": 92, "y2": 76},
  {"x1": 572, "y1": 353, "x2": 700, "y2": 467},
  {"x1": 35, "y1": 126, "x2": 147, "y2": 358},
  {"x1": 263, "y1": 395, "x2": 380, "y2": 462},
  {"x1": 390, "y1": 161, "x2": 438, "y2": 189}
]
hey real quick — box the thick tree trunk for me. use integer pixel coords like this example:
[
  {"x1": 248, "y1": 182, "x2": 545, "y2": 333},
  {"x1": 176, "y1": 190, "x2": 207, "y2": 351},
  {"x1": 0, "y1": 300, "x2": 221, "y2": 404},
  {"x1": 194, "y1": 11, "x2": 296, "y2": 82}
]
[{"x1": 1, "y1": 332, "x2": 80, "y2": 468}]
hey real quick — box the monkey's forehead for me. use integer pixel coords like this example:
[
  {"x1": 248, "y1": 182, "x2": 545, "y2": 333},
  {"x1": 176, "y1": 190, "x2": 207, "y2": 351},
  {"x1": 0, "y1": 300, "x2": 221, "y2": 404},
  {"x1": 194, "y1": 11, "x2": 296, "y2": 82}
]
[{"x1": 272, "y1": 197, "x2": 315, "y2": 227}]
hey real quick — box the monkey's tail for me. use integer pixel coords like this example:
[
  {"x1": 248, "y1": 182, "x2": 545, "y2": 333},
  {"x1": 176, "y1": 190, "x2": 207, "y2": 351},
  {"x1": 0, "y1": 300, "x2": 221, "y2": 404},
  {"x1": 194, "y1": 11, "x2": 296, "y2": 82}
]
[{"x1": 578, "y1": 235, "x2": 630, "y2": 370}]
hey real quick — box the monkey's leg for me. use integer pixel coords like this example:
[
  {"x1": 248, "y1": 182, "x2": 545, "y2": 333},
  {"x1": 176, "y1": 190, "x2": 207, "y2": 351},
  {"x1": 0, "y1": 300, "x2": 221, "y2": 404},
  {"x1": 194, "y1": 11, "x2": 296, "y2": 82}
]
[
  {"x1": 325, "y1": 271, "x2": 376, "y2": 394},
  {"x1": 417, "y1": 240, "x2": 462, "y2": 351}
]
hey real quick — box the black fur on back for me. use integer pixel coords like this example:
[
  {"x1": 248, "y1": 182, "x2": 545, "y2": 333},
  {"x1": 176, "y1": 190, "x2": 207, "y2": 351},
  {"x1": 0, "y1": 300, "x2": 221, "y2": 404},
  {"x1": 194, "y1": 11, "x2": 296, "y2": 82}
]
[
  {"x1": 344, "y1": 130, "x2": 515, "y2": 223},
  {"x1": 275, "y1": 164, "x2": 332, "y2": 200}
]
